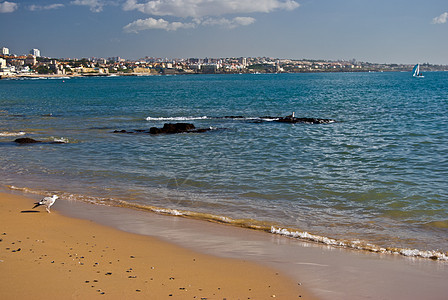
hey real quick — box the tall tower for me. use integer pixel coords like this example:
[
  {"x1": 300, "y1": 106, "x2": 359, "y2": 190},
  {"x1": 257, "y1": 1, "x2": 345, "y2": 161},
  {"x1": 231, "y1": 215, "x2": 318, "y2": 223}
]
[
  {"x1": 30, "y1": 48, "x2": 41, "y2": 57},
  {"x1": 239, "y1": 57, "x2": 247, "y2": 68},
  {"x1": 1, "y1": 47, "x2": 9, "y2": 55}
]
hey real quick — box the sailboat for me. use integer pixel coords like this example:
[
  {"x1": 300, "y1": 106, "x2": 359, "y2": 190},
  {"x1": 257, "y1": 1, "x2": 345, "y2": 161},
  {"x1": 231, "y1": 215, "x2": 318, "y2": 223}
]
[{"x1": 412, "y1": 64, "x2": 424, "y2": 78}]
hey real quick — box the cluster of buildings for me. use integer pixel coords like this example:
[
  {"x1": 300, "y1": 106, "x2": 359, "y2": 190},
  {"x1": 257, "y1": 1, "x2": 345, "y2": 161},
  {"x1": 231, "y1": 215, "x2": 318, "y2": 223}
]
[
  {"x1": 1, "y1": 47, "x2": 80, "y2": 77},
  {"x1": 1, "y1": 46, "x2": 447, "y2": 78}
]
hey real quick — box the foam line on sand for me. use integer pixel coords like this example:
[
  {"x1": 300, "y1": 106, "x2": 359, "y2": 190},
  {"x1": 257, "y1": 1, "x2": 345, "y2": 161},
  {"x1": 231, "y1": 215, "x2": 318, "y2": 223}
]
[{"x1": 0, "y1": 192, "x2": 314, "y2": 299}]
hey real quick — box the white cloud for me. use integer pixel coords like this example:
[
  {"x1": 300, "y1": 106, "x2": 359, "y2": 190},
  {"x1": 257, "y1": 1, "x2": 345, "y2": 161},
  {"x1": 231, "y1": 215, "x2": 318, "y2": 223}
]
[
  {"x1": 0, "y1": 1, "x2": 18, "y2": 13},
  {"x1": 123, "y1": 0, "x2": 299, "y2": 18},
  {"x1": 202, "y1": 17, "x2": 256, "y2": 29},
  {"x1": 28, "y1": 4, "x2": 64, "y2": 11},
  {"x1": 432, "y1": 12, "x2": 448, "y2": 24},
  {"x1": 124, "y1": 17, "x2": 197, "y2": 32},
  {"x1": 71, "y1": 0, "x2": 104, "y2": 12},
  {"x1": 122, "y1": 0, "x2": 298, "y2": 32},
  {"x1": 123, "y1": 15, "x2": 256, "y2": 32}
]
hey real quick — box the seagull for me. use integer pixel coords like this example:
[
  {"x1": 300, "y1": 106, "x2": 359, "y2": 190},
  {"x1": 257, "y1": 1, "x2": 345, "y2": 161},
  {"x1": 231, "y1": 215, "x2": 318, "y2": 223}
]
[{"x1": 33, "y1": 195, "x2": 58, "y2": 213}]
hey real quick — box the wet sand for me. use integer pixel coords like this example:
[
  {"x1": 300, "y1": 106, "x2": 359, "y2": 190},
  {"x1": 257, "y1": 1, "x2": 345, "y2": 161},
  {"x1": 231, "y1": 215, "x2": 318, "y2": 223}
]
[
  {"x1": 0, "y1": 192, "x2": 314, "y2": 299},
  {"x1": 2, "y1": 191, "x2": 448, "y2": 300},
  {"x1": 54, "y1": 193, "x2": 448, "y2": 300}
]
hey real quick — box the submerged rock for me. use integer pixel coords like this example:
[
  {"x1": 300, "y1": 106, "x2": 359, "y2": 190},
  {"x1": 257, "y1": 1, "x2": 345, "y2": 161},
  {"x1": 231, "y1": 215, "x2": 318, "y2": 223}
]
[
  {"x1": 14, "y1": 137, "x2": 41, "y2": 144},
  {"x1": 113, "y1": 123, "x2": 213, "y2": 135},
  {"x1": 112, "y1": 114, "x2": 335, "y2": 137},
  {"x1": 13, "y1": 137, "x2": 66, "y2": 144},
  {"x1": 275, "y1": 116, "x2": 335, "y2": 124},
  {"x1": 220, "y1": 115, "x2": 336, "y2": 124},
  {"x1": 150, "y1": 123, "x2": 196, "y2": 134},
  {"x1": 222, "y1": 116, "x2": 245, "y2": 119}
]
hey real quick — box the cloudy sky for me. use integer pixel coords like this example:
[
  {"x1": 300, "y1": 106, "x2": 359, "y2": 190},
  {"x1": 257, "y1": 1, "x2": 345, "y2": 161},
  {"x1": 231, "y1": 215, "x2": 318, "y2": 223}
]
[{"x1": 1, "y1": 0, "x2": 447, "y2": 64}]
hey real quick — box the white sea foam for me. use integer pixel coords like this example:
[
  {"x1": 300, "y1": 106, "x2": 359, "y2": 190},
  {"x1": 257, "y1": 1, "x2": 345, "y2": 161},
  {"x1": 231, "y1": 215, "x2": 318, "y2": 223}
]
[
  {"x1": 51, "y1": 137, "x2": 70, "y2": 143},
  {"x1": 6, "y1": 184, "x2": 448, "y2": 261},
  {"x1": 146, "y1": 116, "x2": 208, "y2": 121},
  {"x1": 153, "y1": 208, "x2": 184, "y2": 216},
  {"x1": 270, "y1": 226, "x2": 448, "y2": 261},
  {"x1": 259, "y1": 118, "x2": 279, "y2": 121},
  {"x1": 46, "y1": 76, "x2": 70, "y2": 80},
  {"x1": 0, "y1": 131, "x2": 26, "y2": 137}
]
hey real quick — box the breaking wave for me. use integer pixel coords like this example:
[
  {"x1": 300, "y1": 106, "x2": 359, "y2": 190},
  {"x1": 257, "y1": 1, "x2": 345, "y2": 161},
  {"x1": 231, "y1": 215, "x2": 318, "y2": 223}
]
[
  {"x1": 48, "y1": 136, "x2": 71, "y2": 143},
  {"x1": 146, "y1": 116, "x2": 208, "y2": 121},
  {"x1": 0, "y1": 131, "x2": 26, "y2": 137},
  {"x1": 270, "y1": 227, "x2": 448, "y2": 261}
]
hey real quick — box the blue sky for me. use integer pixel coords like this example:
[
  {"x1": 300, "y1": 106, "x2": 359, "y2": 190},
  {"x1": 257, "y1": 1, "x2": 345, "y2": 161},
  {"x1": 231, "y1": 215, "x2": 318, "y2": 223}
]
[{"x1": 1, "y1": 0, "x2": 447, "y2": 64}]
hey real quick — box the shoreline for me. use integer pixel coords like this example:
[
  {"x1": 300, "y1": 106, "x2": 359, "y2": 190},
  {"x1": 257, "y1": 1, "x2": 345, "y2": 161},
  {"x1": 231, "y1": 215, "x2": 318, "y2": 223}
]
[
  {"x1": 3, "y1": 70, "x2": 447, "y2": 80},
  {"x1": 3, "y1": 189, "x2": 448, "y2": 299},
  {"x1": 0, "y1": 192, "x2": 313, "y2": 299},
  {"x1": 6, "y1": 185, "x2": 446, "y2": 262}
]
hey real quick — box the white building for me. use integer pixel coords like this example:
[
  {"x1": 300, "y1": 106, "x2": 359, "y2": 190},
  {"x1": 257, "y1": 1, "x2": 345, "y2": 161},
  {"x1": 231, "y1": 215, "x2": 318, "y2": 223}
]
[
  {"x1": 0, "y1": 57, "x2": 12, "y2": 76},
  {"x1": 239, "y1": 57, "x2": 247, "y2": 68},
  {"x1": 25, "y1": 55, "x2": 37, "y2": 66},
  {"x1": 1, "y1": 47, "x2": 9, "y2": 55},
  {"x1": 30, "y1": 48, "x2": 41, "y2": 57},
  {"x1": 49, "y1": 60, "x2": 66, "y2": 75}
]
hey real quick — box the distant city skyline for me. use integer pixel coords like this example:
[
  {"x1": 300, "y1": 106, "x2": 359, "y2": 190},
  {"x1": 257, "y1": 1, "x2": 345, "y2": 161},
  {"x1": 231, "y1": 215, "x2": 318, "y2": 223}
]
[{"x1": 1, "y1": 0, "x2": 447, "y2": 64}]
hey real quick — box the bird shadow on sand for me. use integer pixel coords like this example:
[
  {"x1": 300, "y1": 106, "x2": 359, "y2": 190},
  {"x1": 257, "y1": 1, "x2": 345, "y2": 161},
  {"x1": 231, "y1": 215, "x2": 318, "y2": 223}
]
[{"x1": 21, "y1": 210, "x2": 40, "y2": 213}]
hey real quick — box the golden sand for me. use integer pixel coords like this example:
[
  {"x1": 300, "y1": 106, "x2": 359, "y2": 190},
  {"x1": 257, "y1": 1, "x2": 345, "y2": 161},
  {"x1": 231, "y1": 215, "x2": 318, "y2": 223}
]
[{"x1": 0, "y1": 192, "x2": 316, "y2": 299}]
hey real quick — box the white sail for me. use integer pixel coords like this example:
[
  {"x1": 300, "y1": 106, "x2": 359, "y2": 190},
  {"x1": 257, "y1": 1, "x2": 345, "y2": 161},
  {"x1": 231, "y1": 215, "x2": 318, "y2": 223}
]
[
  {"x1": 412, "y1": 64, "x2": 424, "y2": 78},
  {"x1": 412, "y1": 64, "x2": 419, "y2": 76}
]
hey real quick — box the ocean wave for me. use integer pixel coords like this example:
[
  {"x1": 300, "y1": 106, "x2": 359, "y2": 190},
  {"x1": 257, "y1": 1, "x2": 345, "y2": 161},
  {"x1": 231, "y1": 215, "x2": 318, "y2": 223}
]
[
  {"x1": 270, "y1": 227, "x2": 448, "y2": 261},
  {"x1": 146, "y1": 116, "x2": 208, "y2": 121},
  {"x1": 48, "y1": 136, "x2": 71, "y2": 143},
  {"x1": 5, "y1": 184, "x2": 448, "y2": 261},
  {"x1": 48, "y1": 76, "x2": 70, "y2": 80},
  {"x1": 144, "y1": 115, "x2": 279, "y2": 122},
  {"x1": 0, "y1": 131, "x2": 26, "y2": 137}
]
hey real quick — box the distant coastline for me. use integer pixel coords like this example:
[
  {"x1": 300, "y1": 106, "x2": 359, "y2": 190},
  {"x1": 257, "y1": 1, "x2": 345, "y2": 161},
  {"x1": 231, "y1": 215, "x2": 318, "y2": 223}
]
[
  {"x1": 2, "y1": 54, "x2": 448, "y2": 79},
  {"x1": 2, "y1": 68, "x2": 448, "y2": 80}
]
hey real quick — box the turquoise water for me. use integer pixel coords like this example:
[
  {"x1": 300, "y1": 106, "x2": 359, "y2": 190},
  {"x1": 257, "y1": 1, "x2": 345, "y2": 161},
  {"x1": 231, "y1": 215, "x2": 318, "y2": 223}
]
[{"x1": 1, "y1": 72, "x2": 447, "y2": 257}]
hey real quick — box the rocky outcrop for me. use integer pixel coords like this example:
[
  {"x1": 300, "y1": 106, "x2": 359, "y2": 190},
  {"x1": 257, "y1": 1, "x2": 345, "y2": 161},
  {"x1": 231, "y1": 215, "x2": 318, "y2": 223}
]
[
  {"x1": 275, "y1": 116, "x2": 335, "y2": 124},
  {"x1": 150, "y1": 123, "x2": 196, "y2": 134},
  {"x1": 113, "y1": 123, "x2": 212, "y2": 135},
  {"x1": 113, "y1": 115, "x2": 335, "y2": 137},
  {"x1": 219, "y1": 115, "x2": 336, "y2": 124},
  {"x1": 13, "y1": 137, "x2": 66, "y2": 144},
  {"x1": 14, "y1": 137, "x2": 41, "y2": 144}
]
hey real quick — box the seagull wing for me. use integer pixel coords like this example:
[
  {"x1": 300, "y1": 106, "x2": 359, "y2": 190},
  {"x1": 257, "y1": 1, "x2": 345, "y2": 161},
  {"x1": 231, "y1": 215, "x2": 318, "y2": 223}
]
[
  {"x1": 46, "y1": 197, "x2": 56, "y2": 207},
  {"x1": 32, "y1": 196, "x2": 58, "y2": 211}
]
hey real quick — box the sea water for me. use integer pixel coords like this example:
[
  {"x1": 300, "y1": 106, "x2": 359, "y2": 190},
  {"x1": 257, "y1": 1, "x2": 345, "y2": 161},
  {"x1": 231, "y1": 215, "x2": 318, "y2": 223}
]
[{"x1": 1, "y1": 72, "x2": 447, "y2": 259}]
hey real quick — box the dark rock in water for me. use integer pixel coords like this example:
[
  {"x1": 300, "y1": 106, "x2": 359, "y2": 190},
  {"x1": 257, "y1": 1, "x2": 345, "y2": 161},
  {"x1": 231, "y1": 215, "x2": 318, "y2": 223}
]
[
  {"x1": 150, "y1": 123, "x2": 197, "y2": 134},
  {"x1": 13, "y1": 137, "x2": 66, "y2": 144},
  {"x1": 275, "y1": 116, "x2": 335, "y2": 124},
  {"x1": 223, "y1": 116, "x2": 245, "y2": 119},
  {"x1": 113, "y1": 123, "x2": 213, "y2": 135},
  {"x1": 113, "y1": 129, "x2": 148, "y2": 134},
  {"x1": 49, "y1": 141, "x2": 66, "y2": 144},
  {"x1": 14, "y1": 137, "x2": 41, "y2": 144},
  {"x1": 217, "y1": 115, "x2": 335, "y2": 124}
]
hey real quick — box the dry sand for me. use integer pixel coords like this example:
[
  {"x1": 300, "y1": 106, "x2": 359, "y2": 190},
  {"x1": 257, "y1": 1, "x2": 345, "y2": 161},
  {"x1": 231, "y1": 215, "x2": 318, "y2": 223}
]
[{"x1": 0, "y1": 192, "x2": 316, "y2": 299}]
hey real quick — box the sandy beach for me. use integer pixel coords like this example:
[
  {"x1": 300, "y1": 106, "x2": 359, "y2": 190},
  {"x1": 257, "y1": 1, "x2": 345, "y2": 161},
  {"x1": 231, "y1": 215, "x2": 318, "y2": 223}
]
[{"x1": 0, "y1": 192, "x2": 315, "y2": 299}]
